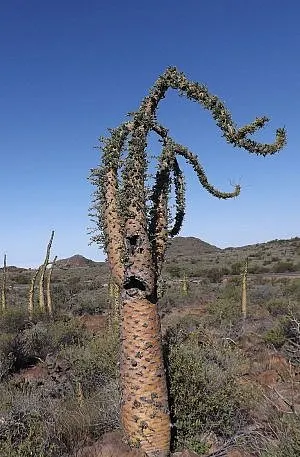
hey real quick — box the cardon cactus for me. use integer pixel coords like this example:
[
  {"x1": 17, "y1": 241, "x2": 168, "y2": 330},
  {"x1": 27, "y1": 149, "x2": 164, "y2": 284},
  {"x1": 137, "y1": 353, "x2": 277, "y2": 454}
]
[{"x1": 89, "y1": 67, "x2": 286, "y2": 456}]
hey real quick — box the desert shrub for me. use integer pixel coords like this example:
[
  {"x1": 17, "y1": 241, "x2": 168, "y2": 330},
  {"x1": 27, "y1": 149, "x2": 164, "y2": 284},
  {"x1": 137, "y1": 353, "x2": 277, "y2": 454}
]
[
  {"x1": 163, "y1": 315, "x2": 204, "y2": 347},
  {"x1": 165, "y1": 264, "x2": 182, "y2": 278},
  {"x1": 165, "y1": 325, "x2": 251, "y2": 452},
  {"x1": 260, "y1": 414, "x2": 300, "y2": 457},
  {"x1": 66, "y1": 276, "x2": 84, "y2": 295},
  {"x1": 250, "y1": 284, "x2": 279, "y2": 303},
  {"x1": 263, "y1": 259, "x2": 272, "y2": 266},
  {"x1": 0, "y1": 308, "x2": 28, "y2": 333},
  {"x1": 271, "y1": 256, "x2": 280, "y2": 262},
  {"x1": 281, "y1": 312, "x2": 300, "y2": 365},
  {"x1": 68, "y1": 290, "x2": 108, "y2": 315},
  {"x1": 266, "y1": 299, "x2": 290, "y2": 316},
  {"x1": 230, "y1": 262, "x2": 243, "y2": 275},
  {"x1": 85, "y1": 279, "x2": 104, "y2": 291},
  {"x1": 206, "y1": 283, "x2": 241, "y2": 326},
  {"x1": 248, "y1": 265, "x2": 269, "y2": 274},
  {"x1": 58, "y1": 328, "x2": 119, "y2": 395},
  {"x1": 286, "y1": 279, "x2": 300, "y2": 300},
  {"x1": 205, "y1": 267, "x2": 228, "y2": 283},
  {"x1": 0, "y1": 391, "x2": 61, "y2": 457},
  {"x1": 0, "y1": 334, "x2": 16, "y2": 381},
  {"x1": 263, "y1": 320, "x2": 289, "y2": 348},
  {"x1": 47, "y1": 318, "x2": 88, "y2": 348},
  {"x1": 207, "y1": 298, "x2": 241, "y2": 327},
  {"x1": 0, "y1": 366, "x2": 119, "y2": 456},
  {"x1": 273, "y1": 261, "x2": 296, "y2": 273},
  {"x1": 15, "y1": 322, "x2": 55, "y2": 367},
  {"x1": 55, "y1": 380, "x2": 120, "y2": 450},
  {"x1": 10, "y1": 272, "x2": 31, "y2": 285},
  {"x1": 221, "y1": 282, "x2": 241, "y2": 301},
  {"x1": 159, "y1": 282, "x2": 208, "y2": 314},
  {"x1": 12, "y1": 318, "x2": 89, "y2": 369},
  {"x1": 51, "y1": 283, "x2": 69, "y2": 308}
]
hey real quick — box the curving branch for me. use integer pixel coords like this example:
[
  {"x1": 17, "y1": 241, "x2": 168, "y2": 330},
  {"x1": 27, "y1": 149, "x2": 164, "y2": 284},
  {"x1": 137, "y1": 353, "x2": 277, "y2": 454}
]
[
  {"x1": 90, "y1": 67, "x2": 286, "y2": 274},
  {"x1": 163, "y1": 66, "x2": 286, "y2": 155},
  {"x1": 169, "y1": 157, "x2": 186, "y2": 237},
  {"x1": 148, "y1": 139, "x2": 174, "y2": 274},
  {"x1": 173, "y1": 140, "x2": 241, "y2": 199}
]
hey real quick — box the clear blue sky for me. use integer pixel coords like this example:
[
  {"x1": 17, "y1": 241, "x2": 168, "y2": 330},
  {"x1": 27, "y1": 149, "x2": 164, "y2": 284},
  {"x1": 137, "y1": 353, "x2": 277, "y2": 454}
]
[{"x1": 1, "y1": 1, "x2": 299, "y2": 267}]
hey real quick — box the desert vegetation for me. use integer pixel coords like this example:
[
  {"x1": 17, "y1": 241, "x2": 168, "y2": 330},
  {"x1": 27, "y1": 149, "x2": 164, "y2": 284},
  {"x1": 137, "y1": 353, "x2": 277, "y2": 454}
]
[
  {"x1": 0, "y1": 236, "x2": 299, "y2": 456},
  {"x1": 1, "y1": 68, "x2": 299, "y2": 457}
]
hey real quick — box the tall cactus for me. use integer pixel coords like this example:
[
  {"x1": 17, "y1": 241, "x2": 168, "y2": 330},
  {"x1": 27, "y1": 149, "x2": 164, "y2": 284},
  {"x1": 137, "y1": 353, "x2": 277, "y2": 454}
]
[
  {"x1": 46, "y1": 255, "x2": 57, "y2": 318},
  {"x1": 38, "y1": 230, "x2": 55, "y2": 313},
  {"x1": 242, "y1": 257, "x2": 249, "y2": 320},
  {"x1": 1, "y1": 254, "x2": 7, "y2": 312},
  {"x1": 28, "y1": 266, "x2": 40, "y2": 320},
  {"x1": 90, "y1": 67, "x2": 286, "y2": 456}
]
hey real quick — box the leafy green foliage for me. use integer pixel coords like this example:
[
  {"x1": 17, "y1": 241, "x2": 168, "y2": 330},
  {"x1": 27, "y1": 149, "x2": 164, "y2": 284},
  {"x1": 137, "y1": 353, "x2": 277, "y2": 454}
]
[
  {"x1": 0, "y1": 324, "x2": 120, "y2": 457},
  {"x1": 165, "y1": 321, "x2": 252, "y2": 452},
  {"x1": 0, "y1": 308, "x2": 28, "y2": 334},
  {"x1": 273, "y1": 261, "x2": 297, "y2": 273},
  {"x1": 263, "y1": 320, "x2": 289, "y2": 348},
  {"x1": 59, "y1": 329, "x2": 119, "y2": 395},
  {"x1": 0, "y1": 334, "x2": 16, "y2": 381},
  {"x1": 261, "y1": 415, "x2": 300, "y2": 457}
]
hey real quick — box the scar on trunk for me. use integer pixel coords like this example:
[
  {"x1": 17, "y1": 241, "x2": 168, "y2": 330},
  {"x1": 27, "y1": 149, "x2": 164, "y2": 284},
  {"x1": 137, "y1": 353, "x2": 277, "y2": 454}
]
[{"x1": 126, "y1": 234, "x2": 144, "y2": 255}]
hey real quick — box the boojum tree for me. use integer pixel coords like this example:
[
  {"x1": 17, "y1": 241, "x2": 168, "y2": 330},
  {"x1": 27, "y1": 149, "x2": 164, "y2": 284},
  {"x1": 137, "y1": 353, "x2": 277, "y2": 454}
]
[{"x1": 89, "y1": 67, "x2": 286, "y2": 457}]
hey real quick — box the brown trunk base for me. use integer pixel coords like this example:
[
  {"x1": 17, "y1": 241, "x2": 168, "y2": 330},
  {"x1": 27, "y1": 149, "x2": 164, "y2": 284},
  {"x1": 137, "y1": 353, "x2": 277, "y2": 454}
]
[{"x1": 121, "y1": 297, "x2": 170, "y2": 456}]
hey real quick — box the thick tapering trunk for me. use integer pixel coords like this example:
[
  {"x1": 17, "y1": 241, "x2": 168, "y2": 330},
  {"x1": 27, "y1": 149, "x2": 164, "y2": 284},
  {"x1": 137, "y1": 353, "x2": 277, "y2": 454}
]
[
  {"x1": 120, "y1": 296, "x2": 170, "y2": 456},
  {"x1": 104, "y1": 170, "x2": 125, "y2": 287}
]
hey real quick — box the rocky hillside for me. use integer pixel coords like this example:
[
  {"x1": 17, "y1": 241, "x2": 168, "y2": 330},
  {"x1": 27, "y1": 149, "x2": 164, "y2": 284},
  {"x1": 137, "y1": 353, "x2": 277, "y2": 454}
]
[{"x1": 56, "y1": 254, "x2": 98, "y2": 268}]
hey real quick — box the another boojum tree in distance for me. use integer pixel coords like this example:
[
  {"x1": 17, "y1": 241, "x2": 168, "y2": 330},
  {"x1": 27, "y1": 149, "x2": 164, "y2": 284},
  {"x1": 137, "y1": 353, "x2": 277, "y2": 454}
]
[{"x1": 90, "y1": 67, "x2": 286, "y2": 457}]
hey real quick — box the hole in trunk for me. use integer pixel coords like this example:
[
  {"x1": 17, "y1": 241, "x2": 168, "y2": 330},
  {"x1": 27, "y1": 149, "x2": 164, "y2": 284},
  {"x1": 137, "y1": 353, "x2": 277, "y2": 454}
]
[
  {"x1": 128, "y1": 235, "x2": 139, "y2": 246},
  {"x1": 124, "y1": 276, "x2": 146, "y2": 291}
]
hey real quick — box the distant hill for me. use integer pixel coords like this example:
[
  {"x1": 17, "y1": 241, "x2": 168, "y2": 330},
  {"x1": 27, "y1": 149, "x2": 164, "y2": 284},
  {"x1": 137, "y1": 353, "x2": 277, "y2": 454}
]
[
  {"x1": 5, "y1": 236, "x2": 298, "y2": 272},
  {"x1": 54, "y1": 237, "x2": 219, "y2": 268},
  {"x1": 165, "y1": 236, "x2": 220, "y2": 261},
  {"x1": 56, "y1": 255, "x2": 97, "y2": 268}
]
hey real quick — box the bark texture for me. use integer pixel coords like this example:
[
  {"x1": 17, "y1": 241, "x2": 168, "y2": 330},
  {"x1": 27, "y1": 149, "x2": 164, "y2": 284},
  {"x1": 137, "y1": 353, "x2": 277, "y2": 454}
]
[{"x1": 121, "y1": 297, "x2": 170, "y2": 457}]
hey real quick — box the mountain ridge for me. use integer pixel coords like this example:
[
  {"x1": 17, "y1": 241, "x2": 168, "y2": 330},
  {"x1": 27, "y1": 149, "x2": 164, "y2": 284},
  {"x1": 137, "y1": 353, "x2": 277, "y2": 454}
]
[{"x1": 55, "y1": 236, "x2": 300, "y2": 267}]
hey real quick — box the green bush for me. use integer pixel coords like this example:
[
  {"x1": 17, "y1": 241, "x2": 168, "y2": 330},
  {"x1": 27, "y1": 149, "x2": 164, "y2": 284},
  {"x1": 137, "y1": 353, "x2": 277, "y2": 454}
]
[
  {"x1": 47, "y1": 318, "x2": 88, "y2": 348},
  {"x1": 273, "y1": 261, "x2": 296, "y2": 273},
  {"x1": 230, "y1": 261, "x2": 243, "y2": 275},
  {"x1": 11, "y1": 272, "x2": 31, "y2": 285},
  {"x1": 261, "y1": 414, "x2": 300, "y2": 457},
  {"x1": 69, "y1": 292, "x2": 107, "y2": 315},
  {"x1": 66, "y1": 276, "x2": 84, "y2": 295},
  {"x1": 0, "y1": 409, "x2": 59, "y2": 457},
  {"x1": 165, "y1": 324, "x2": 252, "y2": 452},
  {"x1": 0, "y1": 328, "x2": 120, "y2": 456},
  {"x1": 205, "y1": 267, "x2": 228, "y2": 283},
  {"x1": 263, "y1": 320, "x2": 289, "y2": 348},
  {"x1": 286, "y1": 279, "x2": 300, "y2": 300},
  {"x1": 58, "y1": 328, "x2": 119, "y2": 395},
  {"x1": 15, "y1": 323, "x2": 55, "y2": 367},
  {"x1": 0, "y1": 334, "x2": 16, "y2": 381},
  {"x1": 207, "y1": 297, "x2": 241, "y2": 326},
  {"x1": 165, "y1": 264, "x2": 182, "y2": 278},
  {"x1": 0, "y1": 308, "x2": 28, "y2": 333},
  {"x1": 266, "y1": 299, "x2": 290, "y2": 316}
]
